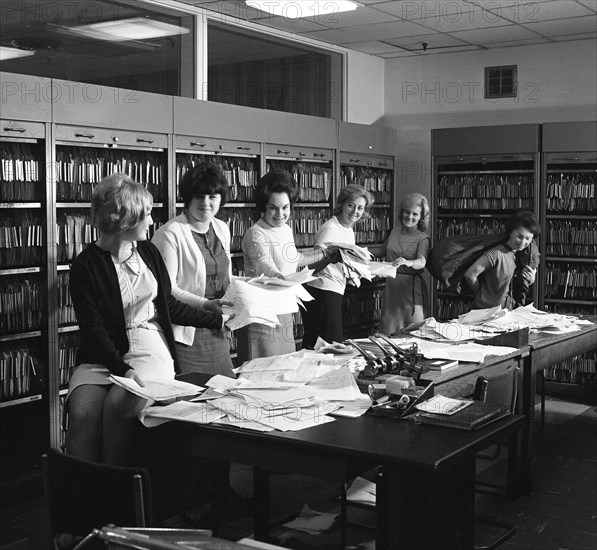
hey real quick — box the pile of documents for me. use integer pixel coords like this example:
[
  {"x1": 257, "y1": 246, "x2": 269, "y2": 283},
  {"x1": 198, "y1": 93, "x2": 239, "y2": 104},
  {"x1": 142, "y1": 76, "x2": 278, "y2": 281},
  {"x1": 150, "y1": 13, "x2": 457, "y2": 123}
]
[
  {"x1": 139, "y1": 352, "x2": 369, "y2": 432},
  {"x1": 222, "y1": 270, "x2": 315, "y2": 330},
  {"x1": 324, "y1": 242, "x2": 373, "y2": 288}
]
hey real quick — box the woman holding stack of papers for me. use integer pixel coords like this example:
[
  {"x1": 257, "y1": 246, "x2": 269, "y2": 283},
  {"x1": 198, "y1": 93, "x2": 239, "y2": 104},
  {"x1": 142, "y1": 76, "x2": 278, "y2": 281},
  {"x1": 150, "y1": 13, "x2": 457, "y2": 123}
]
[
  {"x1": 152, "y1": 163, "x2": 235, "y2": 377},
  {"x1": 239, "y1": 170, "x2": 337, "y2": 363},
  {"x1": 302, "y1": 184, "x2": 374, "y2": 349}
]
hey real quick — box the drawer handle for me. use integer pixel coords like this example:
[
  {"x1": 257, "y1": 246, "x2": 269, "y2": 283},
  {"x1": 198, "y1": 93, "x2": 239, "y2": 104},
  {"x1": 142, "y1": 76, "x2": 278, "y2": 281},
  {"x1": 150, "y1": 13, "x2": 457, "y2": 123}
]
[
  {"x1": 75, "y1": 133, "x2": 95, "y2": 139},
  {"x1": 299, "y1": 152, "x2": 306, "y2": 157},
  {"x1": 237, "y1": 146, "x2": 250, "y2": 151},
  {"x1": 3, "y1": 127, "x2": 26, "y2": 133},
  {"x1": 190, "y1": 142, "x2": 206, "y2": 147},
  {"x1": 552, "y1": 157, "x2": 579, "y2": 161},
  {"x1": 313, "y1": 152, "x2": 325, "y2": 158},
  {"x1": 136, "y1": 138, "x2": 154, "y2": 144},
  {"x1": 378, "y1": 162, "x2": 388, "y2": 167},
  {"x1": 349, "y1": 158, "x2": 361, "y2": 163},
  {"x1": 277, "y1": 149, "x2": 289, "y2": 155},
  {"x1": 367, "y1": 161, "x2": 373, "y2": 166}
]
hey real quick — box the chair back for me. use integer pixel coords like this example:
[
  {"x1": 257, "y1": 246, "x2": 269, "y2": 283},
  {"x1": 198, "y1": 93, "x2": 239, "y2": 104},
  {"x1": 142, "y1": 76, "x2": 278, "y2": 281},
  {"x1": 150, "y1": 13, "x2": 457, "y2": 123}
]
[
  {"x1": 43, "y1": 448, "x2": 153, "y2": 537},
  {"x1": 473, "y1": 362, "x2": 519, "y2": 413}
]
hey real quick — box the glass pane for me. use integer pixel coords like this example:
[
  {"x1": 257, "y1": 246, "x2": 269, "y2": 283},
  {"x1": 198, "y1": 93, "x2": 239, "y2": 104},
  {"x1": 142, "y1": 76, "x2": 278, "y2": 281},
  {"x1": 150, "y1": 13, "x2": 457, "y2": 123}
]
[
  {"x1": 207, "y1": 21, "x2": 342, "y2": 119},
  {"x1": 0, "y1": 0, "x2": 194, "y2": 97}
]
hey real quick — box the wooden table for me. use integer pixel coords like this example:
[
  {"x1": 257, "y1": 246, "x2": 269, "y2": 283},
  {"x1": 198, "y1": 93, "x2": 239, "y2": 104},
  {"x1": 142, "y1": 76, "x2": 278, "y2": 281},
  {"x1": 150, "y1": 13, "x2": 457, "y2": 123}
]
[{"x1": 519, "y1": 318, "x2": 597, "y2": 491}]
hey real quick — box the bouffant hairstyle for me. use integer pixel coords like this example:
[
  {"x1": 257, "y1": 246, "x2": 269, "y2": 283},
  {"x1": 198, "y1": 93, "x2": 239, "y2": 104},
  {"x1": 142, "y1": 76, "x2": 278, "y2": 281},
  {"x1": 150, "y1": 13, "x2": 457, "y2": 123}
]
[
  {"x1": 179, "y1": 162, "x2": 229, "y2": 209},
  {"x1": 398, "y1": 193, "x2": 430, "y2": 231},
  {"x1": 333, "y1": 185, "x2": 374, "y2": 220},
  {"x1": 505, "y1": 210, "x2": 541, "y2": 238},
  {"x1": 92, "y1": 173, "x2": 152, "y2": 234},
  {"x1": 253, "y1": 170, "x2": 299, "y2": 213}
]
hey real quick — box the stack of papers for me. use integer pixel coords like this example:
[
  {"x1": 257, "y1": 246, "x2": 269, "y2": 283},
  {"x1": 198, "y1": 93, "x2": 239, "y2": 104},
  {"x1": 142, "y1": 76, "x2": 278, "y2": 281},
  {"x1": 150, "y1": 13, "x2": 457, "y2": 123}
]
[
  {"x1": 415, "y1": 394, "x2": 472, "y2": 415},
  {"x1": 324, "y1": 242, "x2": 373, "y2": 288},
  {"x1": 109, "y1": 375, "x2": 203, "y2": 402},
  {"x1": 222, "y1": 276, "x2": 314, "y2": 330}
]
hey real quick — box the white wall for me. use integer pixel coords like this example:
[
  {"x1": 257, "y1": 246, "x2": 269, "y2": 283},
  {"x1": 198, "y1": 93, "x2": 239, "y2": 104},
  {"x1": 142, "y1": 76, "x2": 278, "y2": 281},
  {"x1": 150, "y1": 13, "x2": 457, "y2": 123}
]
[
  {"x1": 380, "y1": 39, "x2": 597, "y2": 202},
  {"x1": 345, "y1": 50, "x2": 386, "y2": 124}
]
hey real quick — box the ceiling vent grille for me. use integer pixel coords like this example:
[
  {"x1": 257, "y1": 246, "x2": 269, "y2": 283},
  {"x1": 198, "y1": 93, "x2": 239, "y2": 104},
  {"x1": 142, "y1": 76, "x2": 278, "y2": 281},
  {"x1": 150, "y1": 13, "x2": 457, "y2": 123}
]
[{"x1": 484, "y1": 65, "x2": 518, "y2": 99}]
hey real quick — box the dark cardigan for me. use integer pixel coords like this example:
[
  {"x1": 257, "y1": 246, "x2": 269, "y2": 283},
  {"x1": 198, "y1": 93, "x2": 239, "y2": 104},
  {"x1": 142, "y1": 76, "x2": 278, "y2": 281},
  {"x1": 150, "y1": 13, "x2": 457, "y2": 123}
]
[{"x1": 70, "y1": 240, "x2": 223, "y2": 376}]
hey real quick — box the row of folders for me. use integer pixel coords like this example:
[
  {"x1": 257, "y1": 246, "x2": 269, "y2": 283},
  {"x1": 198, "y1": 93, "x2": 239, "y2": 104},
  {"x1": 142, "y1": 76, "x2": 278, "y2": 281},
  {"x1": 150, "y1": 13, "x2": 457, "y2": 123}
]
[
  {"x1": 543, "y1": 352, "x2": 596, "y2": 384},
  {"x1": 546, "y1": 173, "x2": 596, "y2": 213},
  {"x1": 544, "y1": 264, "x2": 597, "y2": 301},
  {"x1": 0, "y1": 346, "x2": 40, "y2": 401}
]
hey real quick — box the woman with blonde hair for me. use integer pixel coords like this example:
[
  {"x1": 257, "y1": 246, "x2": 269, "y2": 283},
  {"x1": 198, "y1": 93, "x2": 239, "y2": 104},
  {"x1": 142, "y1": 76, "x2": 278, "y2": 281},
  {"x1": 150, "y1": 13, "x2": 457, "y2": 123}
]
[
  {"x1": 379, "y1": 192, "x2": 431, "y2": 335},
  {"x1": 302, "y1": 184, "x2": 374, "y2": 348}
]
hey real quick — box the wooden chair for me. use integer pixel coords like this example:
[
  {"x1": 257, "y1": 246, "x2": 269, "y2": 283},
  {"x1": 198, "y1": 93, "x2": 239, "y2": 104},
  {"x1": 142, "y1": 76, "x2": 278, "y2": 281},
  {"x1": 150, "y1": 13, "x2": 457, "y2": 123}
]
[
  {"x1": 43, "y1": 448, "x2": 153, "y2": 542},
  {"x1": 473, "y1": 363, "x2": 519, "y2": 550}
]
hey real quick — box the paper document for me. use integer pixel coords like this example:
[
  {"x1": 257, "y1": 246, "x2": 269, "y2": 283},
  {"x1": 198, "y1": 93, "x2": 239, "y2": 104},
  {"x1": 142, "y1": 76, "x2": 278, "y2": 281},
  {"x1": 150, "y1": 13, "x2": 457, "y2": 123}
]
[
  {"x1": 109, "y1": 375, "x2": 203, "y2": 401},
  {"x1": 222, "y1": 278, "x2": 313, "y2": 330},
  {"x1": 138, "y1": 400, "x2": 224, "y2": 428},
  {"x1": 369, "y1": 261, "x2": 398, "y2": 279},
  {"x1": 282, "y1": 505, "x2": 338, "y2": 535},
  {"x1": 346, "y1": 477, "x2": 376, "y2": 506},
  {"x1": 416, "y1": 394, "x2": 473, "y2": 416},
  {"x1": 248, "y1": 269, "x2": 316, "y2": 288}
]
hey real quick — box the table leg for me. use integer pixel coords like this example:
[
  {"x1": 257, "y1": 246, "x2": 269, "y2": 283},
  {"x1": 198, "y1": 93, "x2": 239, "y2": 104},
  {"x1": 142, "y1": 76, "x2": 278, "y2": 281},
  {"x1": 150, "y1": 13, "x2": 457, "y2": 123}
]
[
  {"x1": 376, "y1": 457, "x2": 476, "y2": 550},
  {"x1": 253, "y1": 467, "x2": 270, "y2": 542},
  {"x1": 520, "y1": 355, "x2": 535, "y2": 493}
]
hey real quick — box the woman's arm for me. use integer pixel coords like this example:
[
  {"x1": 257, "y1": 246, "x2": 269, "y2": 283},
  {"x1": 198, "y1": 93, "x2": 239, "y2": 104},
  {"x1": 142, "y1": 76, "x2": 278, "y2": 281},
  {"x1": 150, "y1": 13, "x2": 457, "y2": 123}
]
[
  {"x1": 242, "y1": 228, "x2": 284, "y2": 278},
  {"x1": 152, "y1": 227, "x2": 208, "y2": 309},
  {"x1": 393, "y1": 235, "x2": 430, "y2": 271},
  {"x1": 70, "y1": 260, "x2": 133, "y2": 377},
  {"x1": 464, "y1": 254, "x2": 492, "y2": 295}
]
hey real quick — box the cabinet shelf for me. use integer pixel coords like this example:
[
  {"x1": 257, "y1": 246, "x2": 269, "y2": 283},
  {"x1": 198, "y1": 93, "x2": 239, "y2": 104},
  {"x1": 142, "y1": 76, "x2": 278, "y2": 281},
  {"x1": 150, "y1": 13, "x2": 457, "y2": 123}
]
[
  {"x1": 544, "y1": 298, "x2": 597, "y2": 306},
  {"x1": 0, "y1": 202, "x2": 42, "y2": 208},
  {"x1": 0, "y1": 394, "x2": 43, "y2": 408},
  {"x1": 545, "y1": 257, "x2": 597, "y2": 263},
  {"x1": 0, "y1": 267, "x2": 41, "y2": 276},
  {"x1": 0, "y1": 331, "x2": 42, "y2": 342}
]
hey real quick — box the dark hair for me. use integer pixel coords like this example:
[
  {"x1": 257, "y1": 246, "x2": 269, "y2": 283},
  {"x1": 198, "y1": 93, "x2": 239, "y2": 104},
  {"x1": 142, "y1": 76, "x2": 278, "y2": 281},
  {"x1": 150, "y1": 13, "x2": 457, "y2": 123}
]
[
  {"x1": 505, "y1": 210, "x2": 541, "y2": 238},
  {"x1": 92, "y1": 173, "x2": 152, "y2": 233},
  {"x1": 253, "y1": 170, "x2": 299, "y2": 213},
  {"x1": 179, "y1": 162, "x2": 229, "y2": 209},
  {"x1": 333, "y1": 184, "x2": 374, "y2": 220},
  {"x1": 398, "y1": 193, "x2": 430, "y2": 231}
]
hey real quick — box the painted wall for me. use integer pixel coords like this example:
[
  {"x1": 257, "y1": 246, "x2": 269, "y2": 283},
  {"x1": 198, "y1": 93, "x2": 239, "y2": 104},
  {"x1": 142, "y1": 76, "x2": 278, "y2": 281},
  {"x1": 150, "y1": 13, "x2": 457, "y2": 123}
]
[
  {"x1": 345, "y1": 49, "x2": 386, "y2": 124},
  {"x1": 381, "y1": 39, "x2": 597, "y2": 204}
]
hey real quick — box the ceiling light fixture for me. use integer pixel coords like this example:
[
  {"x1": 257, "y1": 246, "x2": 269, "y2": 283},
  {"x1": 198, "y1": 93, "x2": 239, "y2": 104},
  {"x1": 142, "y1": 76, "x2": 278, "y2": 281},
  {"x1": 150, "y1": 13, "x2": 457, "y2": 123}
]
[
  {"x1": 64, "y1": 17, "x2": 189, "y2": 42},
  {"x1": 0, "y1": 46, "x2": 35, "y2": 61},
  {"x1": 246, "y1": 1, "x2": 360, "y2": 19}
]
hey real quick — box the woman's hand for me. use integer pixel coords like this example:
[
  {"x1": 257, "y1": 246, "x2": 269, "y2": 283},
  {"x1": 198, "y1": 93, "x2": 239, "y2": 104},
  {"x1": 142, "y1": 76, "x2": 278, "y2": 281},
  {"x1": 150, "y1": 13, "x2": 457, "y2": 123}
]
[
  {"x1": 392, "y1": 257, "x2": 413, "y2": 268},
  {"x1": 124, "y1": 368, "x2": 144, "y2": 387},
  {"x1": 205, "y1": 298, "x2": 233, "y2": 315},
  {"x1": 521, "y1": 266, "x2": 536, "y2": 284}
]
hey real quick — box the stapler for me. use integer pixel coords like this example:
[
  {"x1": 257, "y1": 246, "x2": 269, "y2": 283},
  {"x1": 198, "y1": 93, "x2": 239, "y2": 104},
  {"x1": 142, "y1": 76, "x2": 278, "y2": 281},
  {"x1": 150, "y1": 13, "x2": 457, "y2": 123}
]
[
  {"x1": 367, "y1": 335, "x2": 403, "y2": 374},
  {"x1": 374, "y1": 334, "x2": 424, "y2": 382},
  {"x1": 346, "y1": 339, "x2": 386, "y2": 380}
]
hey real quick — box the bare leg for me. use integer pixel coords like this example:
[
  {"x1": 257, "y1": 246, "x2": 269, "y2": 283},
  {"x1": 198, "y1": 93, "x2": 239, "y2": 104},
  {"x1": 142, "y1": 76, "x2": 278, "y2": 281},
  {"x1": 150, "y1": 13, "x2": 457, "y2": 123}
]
[
  {"x1": 66, "y1": 384, "x2": 109, "y2": 462},
  {"x1": 101, "y1": 385, "x2": 147, "y2": 466}
]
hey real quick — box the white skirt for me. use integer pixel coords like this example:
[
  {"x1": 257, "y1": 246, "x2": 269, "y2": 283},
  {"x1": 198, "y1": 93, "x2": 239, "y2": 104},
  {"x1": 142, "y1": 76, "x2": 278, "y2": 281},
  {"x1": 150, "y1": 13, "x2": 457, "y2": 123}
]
[{"x1": 68, "y1": 327, "x2": 175, "y2": 394}]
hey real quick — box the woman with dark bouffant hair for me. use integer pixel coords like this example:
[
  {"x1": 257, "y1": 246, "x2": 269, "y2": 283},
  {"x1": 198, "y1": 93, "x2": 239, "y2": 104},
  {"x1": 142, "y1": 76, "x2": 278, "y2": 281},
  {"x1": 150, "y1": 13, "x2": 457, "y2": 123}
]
[
  {"x1": 379, "y1": 192, "x2": 431, "y2": 336},
  {"x1": 238, "y1": 169, "x2": 336, "y2": 363},
  {"x1": 152, "y1": 162, "x2": 234, "y2": 377},
  {"x1": 302, "y1": 184, "x2": 374, "y2": 349}
]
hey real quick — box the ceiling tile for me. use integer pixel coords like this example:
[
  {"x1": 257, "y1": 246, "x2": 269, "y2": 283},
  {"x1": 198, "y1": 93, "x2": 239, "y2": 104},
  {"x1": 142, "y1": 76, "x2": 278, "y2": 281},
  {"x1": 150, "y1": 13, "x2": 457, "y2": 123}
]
[
  {"x1": 299, "y1": 27, "x2": 372, "y2": 45},
  {"x1": 522, "y1": 15, "x2": 597, "y2": 35},
  {"x1": 246, "y1": 15, "x2": 328, "y2": 33},
  {"x1": 551, "y1": 31, "x2": 597, "y2": 40},
  {"x1": 379, "y1": 50, "x2": 422, "y2": 58},
  {"x1": 301, "y1": 6, "x2": 401, "y2": 28},
  {"x1": 576, "y1": 0, "x2": 597, "y2": 12},
  {"x1": 449, "y1": 23, "x2": 546, "y2": 43},
  {"x1": 373, "y1": 0, "x2": 474, "y2": 20},
  {"x1": 482, "y1": 38, "x2": 550, "y2": 48},
  {"x1": 346, "y1": 40, "x2": 406, "y2": 54},
  {"x1": 384, "y1": 33, "x2": 470, "y2": 49},
  {"x1": 512, "y1": 0, "x2": 596, "y2": 20},
  {"x1": 343, "y1": 19, "x2": 432, "y2": 40}
]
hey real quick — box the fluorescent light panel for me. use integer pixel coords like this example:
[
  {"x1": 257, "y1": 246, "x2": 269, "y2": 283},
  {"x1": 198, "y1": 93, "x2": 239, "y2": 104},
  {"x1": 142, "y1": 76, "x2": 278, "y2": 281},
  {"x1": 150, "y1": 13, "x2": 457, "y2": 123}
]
[
  {"x1": 0, "y1": 46, "x2": 35, "y2": 61},
  {"x1": 246, "y1": 1, "x2": 360, "y2": 19},
  {"x1": 66, "y1": 17, "x2": 189, "y2": 42}
]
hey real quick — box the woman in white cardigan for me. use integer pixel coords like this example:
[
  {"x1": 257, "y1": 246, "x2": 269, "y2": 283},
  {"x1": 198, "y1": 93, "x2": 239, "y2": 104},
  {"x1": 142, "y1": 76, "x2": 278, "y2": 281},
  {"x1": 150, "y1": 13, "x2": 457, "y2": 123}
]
[{"x1": 152, "y1": 163, "x2": 234, "y2": 376}]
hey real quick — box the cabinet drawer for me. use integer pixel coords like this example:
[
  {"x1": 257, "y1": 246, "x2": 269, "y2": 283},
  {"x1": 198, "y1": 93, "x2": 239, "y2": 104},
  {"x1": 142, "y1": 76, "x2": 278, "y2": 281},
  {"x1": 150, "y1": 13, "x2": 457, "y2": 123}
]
[
  {"x1": 0, "y1": 120, "x2": 46, "y2": 139},
  {"x1": 265, "y1": 144, "x2": 333, "y2": 162},
  {"x1": 175, "y1": 136, "x2": 260, "y2": 156},
  {"x1": 339, "y1": 152, "x2": 393, "y2": 170},
  {"x1": 54, "y1": 126, "x2": 167, "y2": 149}
]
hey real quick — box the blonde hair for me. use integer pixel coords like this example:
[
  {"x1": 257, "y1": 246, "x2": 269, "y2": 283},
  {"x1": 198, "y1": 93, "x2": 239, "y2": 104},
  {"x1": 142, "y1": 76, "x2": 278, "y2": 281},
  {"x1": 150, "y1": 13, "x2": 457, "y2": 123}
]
[
  {"x1": 92, "y1": 173, "x2": 153, "y2": 233},
  {"x1": 333, "y1": 184, "x2": 374, "y2": 220},
  {"x1": 399, "y1": 193, "x2": 429, "y2": 231}
]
